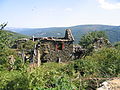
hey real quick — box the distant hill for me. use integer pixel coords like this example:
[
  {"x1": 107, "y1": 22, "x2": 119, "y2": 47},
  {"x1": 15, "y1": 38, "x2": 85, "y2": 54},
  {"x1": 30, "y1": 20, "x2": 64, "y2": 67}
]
[
  {"x1": 4, "y1": 30, "x2": 28, "y2": 40},
  {"x1": 6, "y1": 25, "x2": 120, "y2": 43}
]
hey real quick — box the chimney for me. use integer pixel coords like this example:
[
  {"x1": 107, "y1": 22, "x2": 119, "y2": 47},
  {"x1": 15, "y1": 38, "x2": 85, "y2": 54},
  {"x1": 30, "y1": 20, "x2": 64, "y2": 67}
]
[{"x1": 64, "y1": 29, "x2": 74, "y2": 41}]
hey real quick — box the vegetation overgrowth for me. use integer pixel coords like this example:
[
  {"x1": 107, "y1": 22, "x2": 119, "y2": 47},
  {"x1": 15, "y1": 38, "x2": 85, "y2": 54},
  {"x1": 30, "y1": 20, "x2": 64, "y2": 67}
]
[{"x1": 0, "y1": 30, "x2": 120, "y2": 89}]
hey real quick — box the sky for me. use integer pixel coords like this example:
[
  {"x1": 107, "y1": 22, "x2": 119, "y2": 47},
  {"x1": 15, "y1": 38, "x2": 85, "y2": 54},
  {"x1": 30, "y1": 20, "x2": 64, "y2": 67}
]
[{"x1": 0, "y1": 0, "x2": 120, "y2": 28}]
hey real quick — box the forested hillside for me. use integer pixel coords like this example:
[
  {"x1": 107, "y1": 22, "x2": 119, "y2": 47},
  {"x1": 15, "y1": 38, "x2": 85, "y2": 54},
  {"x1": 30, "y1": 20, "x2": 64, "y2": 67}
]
[{"x1": 6, "y1": 25, "x2": 120, "y2": 43}]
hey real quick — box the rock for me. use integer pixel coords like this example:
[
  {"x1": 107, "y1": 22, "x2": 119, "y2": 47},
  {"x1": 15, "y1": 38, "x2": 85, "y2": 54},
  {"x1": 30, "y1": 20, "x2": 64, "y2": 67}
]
[{"x1": 97, "y1": 78, "x2": 120, "y2": 90}]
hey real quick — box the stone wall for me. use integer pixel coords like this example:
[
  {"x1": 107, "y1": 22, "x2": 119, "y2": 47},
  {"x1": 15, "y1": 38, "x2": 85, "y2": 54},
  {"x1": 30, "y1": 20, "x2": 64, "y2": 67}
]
[{"x1": 39, "y1": 40, "x2": 73, "y2": 62}]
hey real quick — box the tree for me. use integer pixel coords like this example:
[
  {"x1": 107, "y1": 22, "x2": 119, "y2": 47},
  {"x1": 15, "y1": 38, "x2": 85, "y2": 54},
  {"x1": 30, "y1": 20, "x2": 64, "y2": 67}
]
[
  {"x1": 79, "y1": 31, "x2": 107, "y2": 49},
  {"x1": 0, "y1": 22, "x2": 8, "y2": 30},
  {"x1": 0, "y1": 30, "x2": 22, "y2": 70},
  {"x1": 0, "y1": 30, "x2": 13, "y2": 47},
  {"x1": 79, "y1": 31, "x2": 108, "y2": 55}
]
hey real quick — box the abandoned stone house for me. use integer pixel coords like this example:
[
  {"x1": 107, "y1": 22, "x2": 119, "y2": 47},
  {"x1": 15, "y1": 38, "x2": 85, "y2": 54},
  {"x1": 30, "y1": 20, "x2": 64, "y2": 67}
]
[
  {"x1": 14, "y1": 29, "x2": 111, "y2": 64},
  {"x1": 16, "y1": 29, "x2": 77, "y2": 63},
  {"x1": 34, "y1": 29, "x2": 75, "y2": 62}
]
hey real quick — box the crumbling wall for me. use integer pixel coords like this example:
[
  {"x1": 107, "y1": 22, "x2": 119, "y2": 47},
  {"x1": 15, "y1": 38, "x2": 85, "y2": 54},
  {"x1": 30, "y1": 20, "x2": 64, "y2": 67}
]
[
  {"x1": 39, "y1": 40, "x2": 73, "y2": 62},
  {"x1": 14, "y1": 29, "x2": 75, "y2": 63}
]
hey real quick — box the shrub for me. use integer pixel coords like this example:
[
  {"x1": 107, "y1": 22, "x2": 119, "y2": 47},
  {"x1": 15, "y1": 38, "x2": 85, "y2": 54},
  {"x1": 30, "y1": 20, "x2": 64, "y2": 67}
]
[{"x1": 64, "y1": 47, "x2": 120, "y2": 89}]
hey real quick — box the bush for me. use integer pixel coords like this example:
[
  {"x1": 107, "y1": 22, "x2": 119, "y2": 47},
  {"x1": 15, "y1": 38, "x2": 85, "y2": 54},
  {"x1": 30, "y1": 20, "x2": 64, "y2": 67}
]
[
  {"x1": 114, "y1": 41, "x2": 120, "y2": 49},
  {"x1": 79, "y1": 31, "x2": 107, "y2": 49},
  {"x1": 61, "y1": 47, "x2": 120, "y2": 89},
  {"x1": 0, "y1": 63, "x2": 77, "y2": 90},
  {"x1": 0, "y1": 70, "x2": 29, "y2": 90}
]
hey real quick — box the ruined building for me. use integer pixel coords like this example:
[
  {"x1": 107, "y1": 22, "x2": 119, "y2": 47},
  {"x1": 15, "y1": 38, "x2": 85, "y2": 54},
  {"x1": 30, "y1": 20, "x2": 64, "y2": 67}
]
[
  {"x1": 13, "y1": 29, "x2": 111, "y2": 65},
  {"x1": 34, "y1": 29, "x2": 75, "y2": 62},
  {"x1": 15, "y1": 29, "x2": 75, "y2": 63}
]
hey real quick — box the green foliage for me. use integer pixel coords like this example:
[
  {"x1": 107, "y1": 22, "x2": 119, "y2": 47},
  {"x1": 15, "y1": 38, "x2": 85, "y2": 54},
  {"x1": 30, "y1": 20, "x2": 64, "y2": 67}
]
[
  {"x1": 0, "y1": 47, "x2": 22, "y2": 71},
  {"x1": 0, "y1": 30, "x2": 14, "y2": 65},
  {"x1": 0, "y1": 30, "x2": 13, "y2": 47},
  {"x1": 0, "y1": 30, "x2": 23, "y2": 71},
  {"x1": 0, "y1": 30, "x2": 27, "y2": 47},
  {"x1": 79, "y1": 31, "x2": 107, "y2": 48},
  {"x1": 79, "y1": 31, "x2": 108, "y2": 56},
  {"x1": 26, "y1": 63, "x2": 76, "y2": 89},
  {"x1": 17, "y1": 40, "x2": 36, "y2": 50},
  {"x1": 114, "y1": 41, "x2": 120, "y2": 49},
  {"x1": 65, "y1": 47, "x2": 120, "y2": 89},
  {"x1": 93, "y1": 48, "x2": 120, "y2": 77},
  {"x1": 0, "y1": 47, "x2": 13, "y2": 64},
  {"x1": 0, "y1": 63, "x2": 77, "y2": 90},
  {"x1": 78, "y1": 48, "x2": 120, "y2": 77},
  {"x1": 0, "y1": 70, "x2": 29, "y2": 90},
  {"x1": 1, "y1": 27, "x2": 120, "y2": 89},
  {"x1": 0, "y1": 47, "x2": 120, "y2": 89}
]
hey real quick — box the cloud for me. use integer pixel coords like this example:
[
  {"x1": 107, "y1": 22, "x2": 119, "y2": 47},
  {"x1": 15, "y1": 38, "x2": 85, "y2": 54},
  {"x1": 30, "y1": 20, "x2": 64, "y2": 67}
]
[
  {"x1": 64, "y1": 8, "x2": 73, "y2": 12},
  {"x1": 97, "y1": 0, "x2": 120, "y2": 10}
]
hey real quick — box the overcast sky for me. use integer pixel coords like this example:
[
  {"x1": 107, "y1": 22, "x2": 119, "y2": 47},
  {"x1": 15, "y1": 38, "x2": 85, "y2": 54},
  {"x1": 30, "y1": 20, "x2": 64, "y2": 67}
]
[{"x1": 0, "y1": 0, "x2": 120, "y2": 28}]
